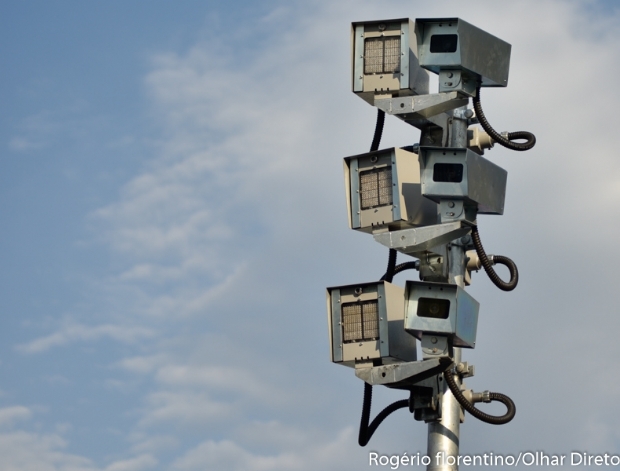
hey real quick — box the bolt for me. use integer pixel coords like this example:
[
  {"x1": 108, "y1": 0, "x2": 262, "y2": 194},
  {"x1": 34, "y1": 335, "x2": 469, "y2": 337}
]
[
  {"x1": 431, "y1": 337, "x2": 438, "y2": 344},
  {"x1": 447, "y1": 212, "x2": 455, "y2": 217},
  {"x1": 448, "y1": 201, "x2": 455, "y2": 208},
  {"x1": 432, "y1": 348, "x2": 438, "y2": 353},
  {"x1": 447, "y1": 72, "x2": 454, "y2": 78}
]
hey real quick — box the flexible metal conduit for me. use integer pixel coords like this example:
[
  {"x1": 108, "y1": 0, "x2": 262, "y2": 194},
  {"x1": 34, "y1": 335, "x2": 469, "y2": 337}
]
[
  {"x1": 444, "y1": 368, "x2": 516, "y2": 425},
  {"x1": 471, "y1": 226, "x2": 519, "y2": 291},
  {"x1": 473, "y1": 86, "x2": 536, "y2": 151}
]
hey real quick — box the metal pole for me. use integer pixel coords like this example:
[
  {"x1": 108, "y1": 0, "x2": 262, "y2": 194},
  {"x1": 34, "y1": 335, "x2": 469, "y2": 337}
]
[{"x1": 426, "y1": 106, "x2": 470, "y2": 471}]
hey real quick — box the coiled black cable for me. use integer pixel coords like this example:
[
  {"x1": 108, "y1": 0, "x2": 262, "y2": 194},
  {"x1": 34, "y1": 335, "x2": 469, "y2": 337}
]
[
  {"x1": 358, "y1": 382, "x2": 409, "y2": 446},
  {"x1": 473, "y1": 86, "x2": 536, "y2": 151},
  {"x1": 444, "y1": 368, "x2": 516, "y2": 425},
  {"x1": 471, "y1": 225, "x2": 518, "y2": 291}
]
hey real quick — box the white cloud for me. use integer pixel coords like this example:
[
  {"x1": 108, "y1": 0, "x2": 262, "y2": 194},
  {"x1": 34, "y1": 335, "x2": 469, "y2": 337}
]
[
  {"x1": 128, "y1": 433, "x2": 179, "y2": 455},
  {"x1": 16, "y1": 323, "x2": 156, "y2": 354},
  {"x1": 171, "y1": 427, "x2": 361, "y2": 471},
  {"x1": 0, "y1": 431, "x2": 96, "y2": 471},
  {"x1": 104, "y1": 454, "x2": 157, "y2": 471},
  {"x1": 0, "y1": 430, "x2": 158, "y2": 471},
  {"x1": 0, "y1": 406, "x2": 32, "y2": 427},
  {"x1": 138, "y1": 391, "x2": 234, "y2": 427}
]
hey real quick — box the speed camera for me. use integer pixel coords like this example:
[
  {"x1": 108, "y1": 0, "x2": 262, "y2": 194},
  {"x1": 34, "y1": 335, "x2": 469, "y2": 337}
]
[
  {"x1": 344, "y1": 147, "x2": 437, "y2": 233},
  {"x1": 327, "y1": 281, "x2": 417, "y2": 367},
  {"x1": 352, "y1": 19, "x2": 429, "y2": 105},
  {"x1": 415, "y1": 18, "x2": 511, "y2": 96}
]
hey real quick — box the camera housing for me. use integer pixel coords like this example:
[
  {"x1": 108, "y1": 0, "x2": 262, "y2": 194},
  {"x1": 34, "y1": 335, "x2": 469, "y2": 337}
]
[
  {"x1": 419, "y1": 146, "x2": 507, "y2": 223},
  {"x1": 352, "y1": 19, "x2": 429, "y2": 105},
  {"x1": 404, "y1": 281, "x2": 479, "y2": 349},
  {"x1": 327, "y1": 281, "x2": 417, "y2": 367},
  {"x1": 415, "y1": 18, "x2": 511, "y2": 96},
  {"x1": 344, "y1": 147, "x2": 437, "y2": 233}
]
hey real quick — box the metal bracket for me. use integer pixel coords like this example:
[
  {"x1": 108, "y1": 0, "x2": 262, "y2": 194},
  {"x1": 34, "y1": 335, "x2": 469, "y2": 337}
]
[
  {"x1": 419, "y1": 248, "x2": 448, "y2": 282},
  {"x1": 373, "y1": 221, "x2": 471, "y2": 256},
  {"x1": 375, "y1": 92, "x2": 469, "y2": 120},
  {"x1": 421, "y1": 335, "x2": 452, "y2": 360},
  {"x1": 355, "y1": 357, "x2": 453, "y2": 390},
  {"x1": 375, "y1": 92, "x2": 468, "y2": 148},
  {"x1": 411, "y1": 374, "x2": 444, "y2": 422},
  {"x1": 456, "y1": 361, "x2": 475, "y2": 379}
]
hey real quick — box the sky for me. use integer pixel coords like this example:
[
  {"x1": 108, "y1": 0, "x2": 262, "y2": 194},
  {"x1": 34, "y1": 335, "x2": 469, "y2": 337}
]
[{"x1": 1, "y1": 0, "x2": 620, "y2": 469}]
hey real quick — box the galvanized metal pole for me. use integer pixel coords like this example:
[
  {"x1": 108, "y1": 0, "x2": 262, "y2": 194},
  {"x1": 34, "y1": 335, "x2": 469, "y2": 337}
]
[{"x1": 426, "y1": 106, "x2": 470, "y2": 471}]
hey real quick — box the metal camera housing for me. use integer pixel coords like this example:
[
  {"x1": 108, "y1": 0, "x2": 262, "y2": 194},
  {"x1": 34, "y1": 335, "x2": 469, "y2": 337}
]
[
  {"x1": 327, "y1": 281, "x2": 417, "y2": 367},
  {"x1": 352, "y1": 18, "x2": 429, "y2": 105},
  {"x1": 344, "y1": 147, "x2": 437, "y2": 233},
  {"x1": 415, "y1": 18, "x2": 511, "y2": 96},
  {"x1": 404, "y1": 281, "x2": 479, "y2": 349},
  {"x1": 419, "y1": 146, "x2": 507, "y2": 223}
]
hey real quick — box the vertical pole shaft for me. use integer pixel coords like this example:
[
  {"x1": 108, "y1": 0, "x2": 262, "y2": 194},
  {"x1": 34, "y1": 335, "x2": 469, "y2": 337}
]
[{"x1": 426, "y1": 106, "x2": 469, "y2": 471}]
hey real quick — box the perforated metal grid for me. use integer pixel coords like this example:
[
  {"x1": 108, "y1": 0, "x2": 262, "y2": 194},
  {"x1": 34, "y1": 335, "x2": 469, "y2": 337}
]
[
  {"x1": 364, "y1": 37, "x2": 401, "y2": 74},
  {"x1": 342, "y1": 301, "x2": 379, "y2": 343},
  {"x1": 360, "y1": 167, "x2": 393, "y2": 209}
]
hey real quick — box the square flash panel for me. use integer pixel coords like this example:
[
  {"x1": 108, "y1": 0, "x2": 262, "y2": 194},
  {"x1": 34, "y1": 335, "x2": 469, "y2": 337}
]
[
  {"x1": 360, "y1": 167, "x2": 393, "y2": 209},
  {"x1": 364, "y1": 36, "x2": 401, "y2": 74},
  {"x1": 352, "y1": 18, "x2": 429, "y2": 105},
  {"x1": 344, "y1": 147, "x2": 437, "y2": 233},
  {"x1": 327, "y1": 281, "x2": 417, "y2": 367},
  {"x1": 404, "y1": 281, "x2": 479, "y2": 348},
  {"x1": 342, "y1": 301, "x2": 380, "y2": 342}
]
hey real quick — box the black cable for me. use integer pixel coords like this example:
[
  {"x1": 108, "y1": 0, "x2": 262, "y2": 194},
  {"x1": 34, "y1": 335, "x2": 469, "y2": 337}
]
[
  {"x1": 380, "y1": 249, "x2": 397, "y2": 282},
  {"x1": 358, "y1": 108, "x2": 410, "y2": 447},
  {"x1": 358, "y1": 382, "x2": 409, "y2": 446},
  {"x1": 444, "y1": 368, "x2": 516, "y2": 425},
  {"x1": 370, "y1": 109, "x2": 385, "y2": 152},
  {"x1": 471, "y1": 225, "x2": 518, "y2": 291},
  {"x1": 473, "y1": 86, "x2": 536, "y2": 151},
  {"x1": 369, "y1": 108, "x2": 399, "y2": 286},
  {"x1": 393, "y1": 261, "x2": 419, "y2": 276}
]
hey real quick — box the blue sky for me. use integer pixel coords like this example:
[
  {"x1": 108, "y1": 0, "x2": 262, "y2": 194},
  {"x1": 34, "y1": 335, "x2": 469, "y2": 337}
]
[{"x1": 2, "y1": 0, "x2": 620, "y2": 469}]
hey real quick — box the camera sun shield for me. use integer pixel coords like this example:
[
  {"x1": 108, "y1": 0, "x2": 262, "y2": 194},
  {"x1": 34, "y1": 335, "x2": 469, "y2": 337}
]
[
  {"x1": 352, "y1": 18, "x2": 429, "y2": 105},
  {"x1": 327, "y1": 281, "x2": 417, "y2": 367},
  {"x1": 415, "y1": 18, "x2": 511, "y2": 95},
  {"x1": 344, "y1": 147, "x2": 437, "y2": 233},
  {"x1": 419, "y1": 147, "x2": 507, "y2": 219},
  {"x1": 404, "y1": 281, "x2": 479, "y2": 348}
]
